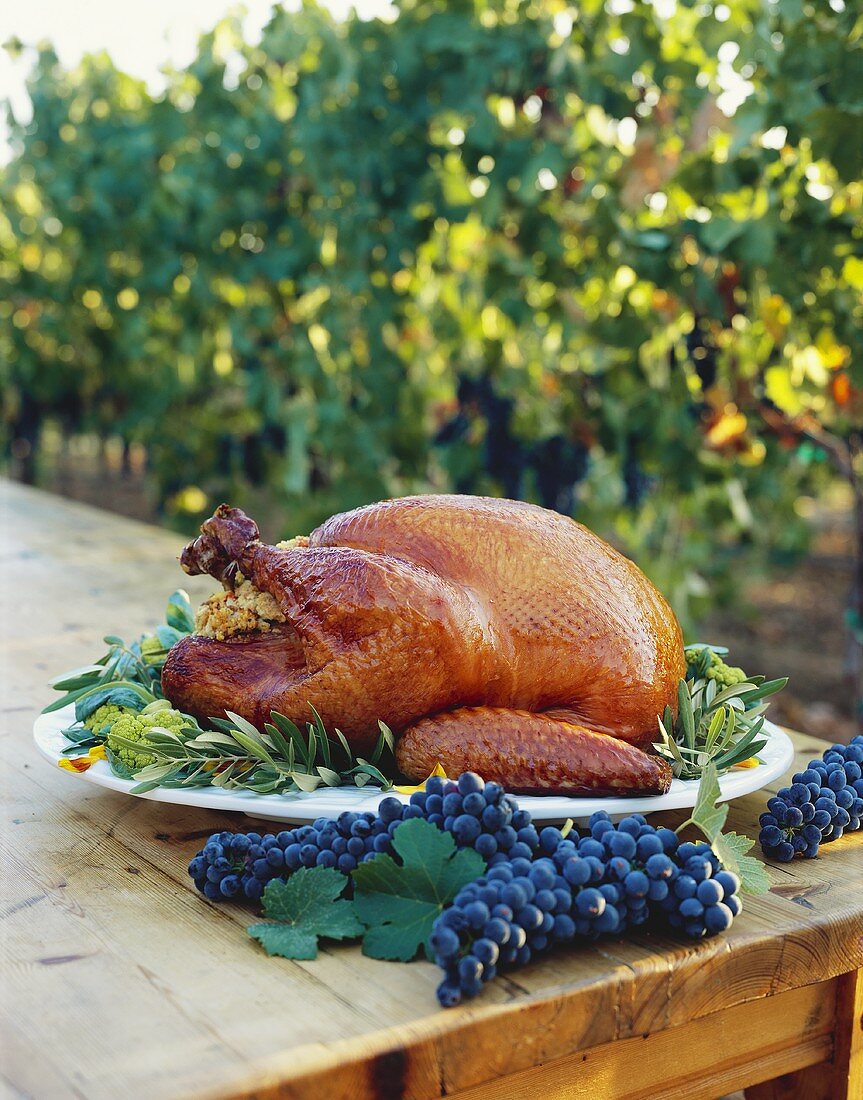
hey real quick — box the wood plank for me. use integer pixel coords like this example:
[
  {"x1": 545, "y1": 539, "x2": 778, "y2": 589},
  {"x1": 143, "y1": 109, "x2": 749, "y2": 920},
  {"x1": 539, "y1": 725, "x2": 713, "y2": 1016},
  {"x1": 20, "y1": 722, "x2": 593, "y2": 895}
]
[
  {"x1": 2, "y1": 479, "x2": 863, "y2": 1100},
  {"x1": 211, "y1": 980, "x2": 837, "y2": 1100},
  {"x1": 745, "y1": 968, "x2": 863, "y2": 1100},
  {"x1": 837, "y1": 968, "x2": 863, "y2": 1100}
]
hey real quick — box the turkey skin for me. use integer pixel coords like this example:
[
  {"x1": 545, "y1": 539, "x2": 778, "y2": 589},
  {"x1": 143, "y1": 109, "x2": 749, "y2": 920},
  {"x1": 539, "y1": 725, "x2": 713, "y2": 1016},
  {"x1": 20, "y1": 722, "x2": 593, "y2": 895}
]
[{"x1": 162, "y1": 495, "x2": 684, "y2": 794}]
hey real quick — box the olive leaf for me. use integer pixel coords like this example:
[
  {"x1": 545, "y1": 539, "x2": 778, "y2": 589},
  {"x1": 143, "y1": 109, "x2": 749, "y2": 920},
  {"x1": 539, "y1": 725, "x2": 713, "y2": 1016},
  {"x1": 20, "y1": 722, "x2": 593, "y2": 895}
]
[
  {"x1": 109, "y1": 704, "x2": 395, "y2": 796},
  {"x1": 655, "y1": 675, "x2": 781, "y2": 780}
]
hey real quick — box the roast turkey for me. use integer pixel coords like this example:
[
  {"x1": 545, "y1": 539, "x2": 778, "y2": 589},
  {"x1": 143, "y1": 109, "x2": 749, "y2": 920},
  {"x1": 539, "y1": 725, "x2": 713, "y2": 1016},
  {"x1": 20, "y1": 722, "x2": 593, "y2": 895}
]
[{"x1": 162, "y1": 496, "x2": 685, "y2": 794}]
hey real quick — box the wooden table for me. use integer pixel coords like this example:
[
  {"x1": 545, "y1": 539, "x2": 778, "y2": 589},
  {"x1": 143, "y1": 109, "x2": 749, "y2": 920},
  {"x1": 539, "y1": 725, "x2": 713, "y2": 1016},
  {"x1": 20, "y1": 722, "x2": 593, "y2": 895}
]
[{"x1": 2, "y1": 479, "x2": 861, "y2": 1100}]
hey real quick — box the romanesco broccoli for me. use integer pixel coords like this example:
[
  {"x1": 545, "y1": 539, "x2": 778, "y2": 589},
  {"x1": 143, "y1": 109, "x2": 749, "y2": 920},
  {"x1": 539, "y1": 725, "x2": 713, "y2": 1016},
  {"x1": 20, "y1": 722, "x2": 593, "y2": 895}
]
[
  {"x1": 140, "y1": 634, "x2": 165, "y2": 665},
  {"x1": 106, "y1": 708, "x2": 189, "y2": 772},
  {"x1": 705, "y1": 658, "x2": 748, "y2": 688},
  {"x1": 684, "y1": 645, "x2": 748, "y2": 689},
  {"x1": 85, "y1": 704, "x2": 128, "y2": 738}
]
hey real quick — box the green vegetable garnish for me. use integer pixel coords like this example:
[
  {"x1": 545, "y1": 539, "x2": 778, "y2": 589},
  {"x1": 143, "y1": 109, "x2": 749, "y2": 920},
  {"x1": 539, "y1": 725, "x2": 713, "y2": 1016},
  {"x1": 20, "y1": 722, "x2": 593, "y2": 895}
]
[
  {"x1": 654, "y1": 643, "x2": 786, "y2": 780},
  {"x1": 105, "y1": 703, "x2": 191, "y2": 772}
]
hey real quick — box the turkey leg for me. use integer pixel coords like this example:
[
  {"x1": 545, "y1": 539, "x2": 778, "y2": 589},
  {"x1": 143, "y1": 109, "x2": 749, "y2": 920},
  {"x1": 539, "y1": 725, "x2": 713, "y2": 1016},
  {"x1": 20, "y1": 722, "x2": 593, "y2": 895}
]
[{"x1": 396, "y1": 706, "x2": 672, "y2": 795}]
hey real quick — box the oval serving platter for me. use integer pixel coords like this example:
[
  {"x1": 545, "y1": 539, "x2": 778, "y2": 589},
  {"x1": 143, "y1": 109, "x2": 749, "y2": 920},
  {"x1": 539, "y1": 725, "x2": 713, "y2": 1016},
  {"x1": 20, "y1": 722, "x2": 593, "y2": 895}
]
[{"x1": 35, "y1": 704, "x2": 794, "y2": 824}]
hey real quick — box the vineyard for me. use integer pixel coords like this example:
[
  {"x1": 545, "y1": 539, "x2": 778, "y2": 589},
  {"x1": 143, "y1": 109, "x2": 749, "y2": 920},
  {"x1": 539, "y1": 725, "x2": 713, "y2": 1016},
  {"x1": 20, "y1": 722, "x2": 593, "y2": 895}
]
[{"x1": 1, "y1": 0, "x2": 861, "y2": 656}]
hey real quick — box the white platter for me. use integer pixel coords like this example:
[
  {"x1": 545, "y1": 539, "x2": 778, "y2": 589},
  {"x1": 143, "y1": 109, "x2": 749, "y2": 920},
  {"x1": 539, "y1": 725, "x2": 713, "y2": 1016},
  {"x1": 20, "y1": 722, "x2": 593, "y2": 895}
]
[{"x1": 35, "y1": 704, "x2": 795, "y2": 824}]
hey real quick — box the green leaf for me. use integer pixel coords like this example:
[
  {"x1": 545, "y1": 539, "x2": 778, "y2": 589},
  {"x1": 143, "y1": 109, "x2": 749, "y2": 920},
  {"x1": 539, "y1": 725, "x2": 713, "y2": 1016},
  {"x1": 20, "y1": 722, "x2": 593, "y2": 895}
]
[
  {"x1": 165, "y1": 589, "x2": 195, "y2": 633},
  {"x1": 290, "y1": 771, "x2": 322, "y2": 792},
  {"x1": 350, "y1": 758, "x2": 393, "y2": 790},
  {"x1": 712, "y1": 737, "x2": 767, "y2": 771},
  {"x1": 678, "y1": 680, "x2": 696, "y2": 751},
  {"x1": 712, "y1": 717, "x2": 765, "y2": 770},
  {"x1": 43, "y1": 684, "x2": 103, "y2": 714},
  {"x1": 371, "y1": 721, "x2": 395, "y2": 764},
  {"x1": 704, "y1": 707, "x2": 726, "y2": 753},
  {"x1": 270, "y1": 712, "x2": 314, "y2": 769},
  {"x1": 154, "y1": 624, "x2": 186, "y2": 650},
  {"x1": 739, "y1": 678, "x2": 789, "y2": 706},
  {"x1": 61, "y1": 725, "x2": 97, "y2": 746},
  {"x1": 74, "y1": 682, "x2": 154, "y2": 722},
  {"x1": 48, "y1": 664, "x2": 104, "y2": 691},
  {"x1": 308, "y1": 705, "x2": 332, "y2": 769},
  {"x1": 224, "y1": 711, "x2": 279, "y2": 766},
  {"x1": 61, "y1": 741, "x2": 96, "y2": 757},
  {"x1": 679, "y1": 762, "x2": 728, "y2": 842},
  {"x1": 352, "y1": 819, "x2": 485, "y2": 961},
  {"x1": 712, "y1": 831, "x2": 770, "y2": 895},
  {"x1": 104, "y1": 746, "x2": 136, "y2": 780},
  {"x1": 264, "y1": 718, "x2": 295, "y2": 762},
  {"x1": 333, "y1": 727, "x2": 353, "y2": 762},
  {"x1": 129, "y1": 763, "x2": 184, "y2": 793},
  {"x1": 247, "y1": 868, "x2": 363, "y2": 959},
  {"x1": 229, "y1": 728, "x2": 278, "y2": 766}
]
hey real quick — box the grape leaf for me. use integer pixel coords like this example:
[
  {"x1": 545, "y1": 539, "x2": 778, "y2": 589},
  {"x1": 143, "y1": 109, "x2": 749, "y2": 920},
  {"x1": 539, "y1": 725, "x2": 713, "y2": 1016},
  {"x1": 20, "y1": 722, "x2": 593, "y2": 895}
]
[
  {"x1": 352, "y1": 819, "x2": 485, "y2": 961},
  {"x1": 712, "y1": 830, "x2": 771, "y2": 896},
  {"x1": 247, "y1": 867, "x2": 363, "y2": 960},
  {"x1": 678, "y1": 765, "x2": 767, "y2": 893},
  {"x1": 679, "y1": 762, "x2": 728, "y2": 842}
]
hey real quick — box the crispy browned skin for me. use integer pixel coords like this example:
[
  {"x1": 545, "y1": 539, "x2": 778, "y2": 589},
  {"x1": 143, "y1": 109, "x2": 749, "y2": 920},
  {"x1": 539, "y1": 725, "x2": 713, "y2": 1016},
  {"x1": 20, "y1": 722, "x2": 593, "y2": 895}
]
[
  {"x1": 398, "y1": 708, "x2": 672, "y2": 795},
  {"x1": 162, "y1": 495, "x2": 685, "y2": 794}
]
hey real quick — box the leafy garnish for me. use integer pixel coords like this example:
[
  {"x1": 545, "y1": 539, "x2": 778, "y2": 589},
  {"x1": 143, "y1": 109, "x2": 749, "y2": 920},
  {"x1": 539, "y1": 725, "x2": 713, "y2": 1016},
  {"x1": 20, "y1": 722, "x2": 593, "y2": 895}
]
[
  {"x1": 654, "y1": 644, "x2": 785, "y2": 780},
  {"x1": 247, "y1": 868, "x2": 363, "y2": 959},
  {"x1": 713, "y1": 831, "x2": 771, "y2": 895},
  {"x1": 44, "y1": 588, "x2": 194, "y2": 714},
  {"x1": 126, "y1": 707, "x2": 396, "y2": 795},
  {"x1": 678, "y1": 764, "x2": 769, "y2": 895},
  {"x1": 352, "y1": 819, "x2": 485, "y2": 961}
]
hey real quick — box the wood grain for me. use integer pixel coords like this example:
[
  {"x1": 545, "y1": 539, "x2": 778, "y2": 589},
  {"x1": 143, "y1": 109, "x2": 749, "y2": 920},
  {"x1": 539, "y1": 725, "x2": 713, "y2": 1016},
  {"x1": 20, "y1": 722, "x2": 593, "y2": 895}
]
[
  {"x1": 445, "y1": 981, "x2": 836, "y2": 1100},
  {"x1": 745, "y1": 969, "x2": 863, "y2": 1100},
  {"x1": 2, "y1": 479, "x2": 862, "y2": 1100}
]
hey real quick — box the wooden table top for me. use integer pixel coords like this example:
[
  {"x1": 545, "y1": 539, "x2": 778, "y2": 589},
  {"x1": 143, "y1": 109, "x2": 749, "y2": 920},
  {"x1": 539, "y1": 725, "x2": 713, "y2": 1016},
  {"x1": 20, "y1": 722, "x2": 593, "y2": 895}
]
[{"x1": 2, "y1": 478, "x2": 862, "y2": 1100}]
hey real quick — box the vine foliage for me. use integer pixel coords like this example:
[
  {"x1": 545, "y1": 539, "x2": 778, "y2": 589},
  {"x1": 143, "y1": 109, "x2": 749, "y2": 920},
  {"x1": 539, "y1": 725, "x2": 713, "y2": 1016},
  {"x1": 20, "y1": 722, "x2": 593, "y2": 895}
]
[{"x1": 1, "y1": 0, "x2": 861, "y2": 643}]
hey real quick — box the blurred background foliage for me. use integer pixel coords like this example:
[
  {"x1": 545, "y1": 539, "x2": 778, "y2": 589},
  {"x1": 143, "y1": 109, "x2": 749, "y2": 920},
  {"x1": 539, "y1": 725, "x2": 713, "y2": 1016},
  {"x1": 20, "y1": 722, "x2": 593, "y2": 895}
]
[{"x1": 1, "y1": 0, "x2": 861, "y2": 653}]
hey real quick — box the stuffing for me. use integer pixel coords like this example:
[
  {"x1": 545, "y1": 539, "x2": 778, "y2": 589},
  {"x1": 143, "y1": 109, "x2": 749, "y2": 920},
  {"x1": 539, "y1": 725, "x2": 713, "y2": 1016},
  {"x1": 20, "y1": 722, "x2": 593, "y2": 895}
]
[{"x1": 194, "y1": 572, "x2": 286, "y2": 640}]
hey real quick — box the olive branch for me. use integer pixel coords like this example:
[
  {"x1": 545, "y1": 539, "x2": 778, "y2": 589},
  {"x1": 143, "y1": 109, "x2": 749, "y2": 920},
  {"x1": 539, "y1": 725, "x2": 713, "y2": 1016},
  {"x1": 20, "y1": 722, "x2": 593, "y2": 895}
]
[
  {"x1": 125, "y1": 708, "x2": 395, "y2": 795},
  {"x1": 654, "y1": 674, "x2": 786, "y2": 780}
]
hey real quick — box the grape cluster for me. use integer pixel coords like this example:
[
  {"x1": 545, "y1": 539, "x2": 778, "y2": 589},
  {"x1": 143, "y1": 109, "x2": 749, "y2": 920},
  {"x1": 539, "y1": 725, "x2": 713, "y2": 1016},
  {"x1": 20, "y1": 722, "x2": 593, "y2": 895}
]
[
  {"x1": 187, "y1": 773, "x2": 532, "y2": 902},
  {"x1": 571, "y1": 811, "x2": 681, "y2": 933},
  {"x1": 399, "y1": 772, "x2": 540, "y2": 863},
  {"x1": 655, "y1": 842, "x2": 741, "y2": 936},
  {"x1": 758, "y1": 735, "x2": 863, "y2": 862},
  {"x1": 551, "y1": 813, "x2": 739, "y2": 941},
  {"x1": 429, "y1": 810, "x2": 743, "y2": 1006},
  {"x1": 431, "y1": 857, "x2": 558, "y2": 1003},
  {"x1": 187, "y1": 805, "x2": 405, "y2": 902},
  {"x1": 186, "y1": 770, "x2": 750, "y2": 1010}
]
